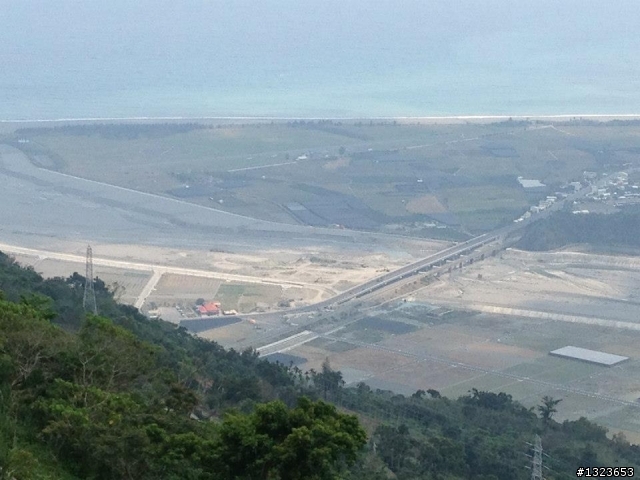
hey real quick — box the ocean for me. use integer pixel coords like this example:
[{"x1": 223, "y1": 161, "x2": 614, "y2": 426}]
[{"x1": 2, "y1": 0, "x2": 640, "y2": 121}]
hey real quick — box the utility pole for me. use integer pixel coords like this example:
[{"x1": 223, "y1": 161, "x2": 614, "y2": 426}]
[
  {"x1": 531, "y1": 435, "x2": 543, "y2": 480},
  {"x1": 83, "y1": 245, "x2": 97, "y2": 314}
]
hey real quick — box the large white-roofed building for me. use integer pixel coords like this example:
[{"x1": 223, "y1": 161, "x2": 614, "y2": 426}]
[{"x1": 549, "y1": 346, "x2": 628, "y2": 367}]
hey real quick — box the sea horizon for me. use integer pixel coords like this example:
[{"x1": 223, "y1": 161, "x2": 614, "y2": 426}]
[{"x1": 3, "y1": 1, "x2": 640, "y2": 122}]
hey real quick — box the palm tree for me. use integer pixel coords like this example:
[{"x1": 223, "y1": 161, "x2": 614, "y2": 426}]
[{"x1": 538, "y1": 396, "x2": 562, "y2": 423}]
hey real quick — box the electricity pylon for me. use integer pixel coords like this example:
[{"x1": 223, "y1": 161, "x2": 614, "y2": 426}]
[
  {"x1": 531, "y1": 435, "x2": 543, "y2": 480},
  {"x1": 83, "y1": 245, "x2": 97, "y2": 314}
]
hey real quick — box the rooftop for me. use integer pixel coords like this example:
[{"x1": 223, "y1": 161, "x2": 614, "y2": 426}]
[
  {"x1": 517, "y1": 177, "x2": 546, "y2": 189},
  {"x1": 550, "y1": 346, "x2": 628, "y2": 366}
]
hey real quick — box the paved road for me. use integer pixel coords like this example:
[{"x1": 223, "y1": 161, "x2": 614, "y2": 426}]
[{"x1": 134, "y1": 270, "x2": 163, "y2": 309}]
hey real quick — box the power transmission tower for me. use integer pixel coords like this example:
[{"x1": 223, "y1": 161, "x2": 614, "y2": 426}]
[
  {"x1": 83, "y1": 245, "x2": 97, "y2": 314},
  {"x1": 531, "y1": 434, "x2": 543, "y2": 480}
]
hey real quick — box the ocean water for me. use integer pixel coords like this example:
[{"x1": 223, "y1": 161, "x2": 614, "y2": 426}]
[{"x1": 2, "y1": 0, "x2": 640, "y2": 120}]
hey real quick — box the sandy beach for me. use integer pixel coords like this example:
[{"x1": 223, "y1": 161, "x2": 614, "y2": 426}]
[{"x1": 3, "y1": 114, "x2": 640, "y2": 127}]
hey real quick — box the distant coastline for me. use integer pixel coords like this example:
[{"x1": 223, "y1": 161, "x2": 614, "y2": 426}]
[{"x1": 3, "y1": 114, "x2": 640, "y2": 125}]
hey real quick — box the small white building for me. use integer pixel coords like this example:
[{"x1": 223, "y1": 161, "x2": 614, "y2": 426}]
[{"x1": 517, "y1": 177, "x2": 546, "y2": 189}]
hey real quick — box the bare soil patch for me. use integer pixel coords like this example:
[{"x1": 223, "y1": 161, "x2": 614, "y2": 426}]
[{"x1": 405, "y1": 194, "x2": 447, "y2": 214}]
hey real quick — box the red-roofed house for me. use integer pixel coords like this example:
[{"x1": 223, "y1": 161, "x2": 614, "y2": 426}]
[{"x1": 199, "y1": 301, "x2": 221, "y2": 316}]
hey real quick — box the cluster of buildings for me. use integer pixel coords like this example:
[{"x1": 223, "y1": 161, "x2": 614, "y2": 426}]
[
  {"x1": 515, "y1": 169, "x2": 640, "y2": 221},
  {"x1": 514, "y1": 195, "x2": 561, "y2": 223},
  {"x1": 571, "y1": 171, "x2": 640, "y2": 213},
  {"x1": 585, "y1": 172, "x2": 640, "y2": 201}
]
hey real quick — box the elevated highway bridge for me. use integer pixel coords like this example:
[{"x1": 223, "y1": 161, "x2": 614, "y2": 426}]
[{"x1": 228, "y1": 180, "x2": 607, "y2": 351}]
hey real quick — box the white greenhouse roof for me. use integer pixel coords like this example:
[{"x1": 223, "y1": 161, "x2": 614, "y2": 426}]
[
  {"x1": 550, "y1": 346, "x2": 628, "y2": 366},
  {"x1": 517, "y1": 178, "x2": 546, "y2": 188}
]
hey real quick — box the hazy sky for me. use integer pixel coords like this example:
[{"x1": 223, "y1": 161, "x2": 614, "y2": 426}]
[{"x1": 2, "y1": 1, "x2": 640, "y2": 118}]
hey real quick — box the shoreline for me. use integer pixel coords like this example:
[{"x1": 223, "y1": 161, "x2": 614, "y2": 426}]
[{"x1": 3, "y1": 113, "x2": 640, "y2": 126}]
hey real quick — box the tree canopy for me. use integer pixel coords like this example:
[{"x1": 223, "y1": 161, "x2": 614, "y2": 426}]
[{"x1": 1, "y1": 251, "x2": 639, "y2": 479}]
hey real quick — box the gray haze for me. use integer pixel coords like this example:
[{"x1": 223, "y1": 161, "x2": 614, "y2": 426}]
[{"x1": 2, "y1": 0, "x2": 640, "y2": 119}]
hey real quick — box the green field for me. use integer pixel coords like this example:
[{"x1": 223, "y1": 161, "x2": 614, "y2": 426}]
[
  {"x1": 10, "y1": 120, "x2": 640, "y2": 234},
  {"x1": 215, "y1": 283, "x2": 283, "y2": 312}
]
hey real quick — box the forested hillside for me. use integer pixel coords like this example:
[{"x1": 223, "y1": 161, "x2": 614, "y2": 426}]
[{"x1": 1, "y1": 252, "x2": 638, "y2": 479}]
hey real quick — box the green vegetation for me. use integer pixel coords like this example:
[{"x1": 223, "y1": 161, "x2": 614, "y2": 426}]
[
  {"x1": 215, "y1": 283, "x2": 283, "y2": 312},
  {"x1": 517, "y1": 209, "x2": 640, "y2": 251},
  {"x1": 14, "y1": 122, "x2": 367, "y2": 173},
  {"x1": 1, "y1": 252, "x2": 639, "y2": 479},
  {"x1": 16, "y1": 119, "x2": 640, "y2": 234},
  {"x1": 0, "y1": 253, "x2": 364, "y2": 479}
]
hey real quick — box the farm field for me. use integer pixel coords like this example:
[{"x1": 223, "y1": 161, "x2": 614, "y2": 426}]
[
  {"x1": 281, "y1": 306, "x2": 640, "y2": 440},
  {"x1": 3, "y1": 234, "x2": 427, "y2": 319},
  {"x1": 146, "y1": 274, "x2": 309, "y2": 315},
  {"x1": 262, "y1": 247, "x2": 640, "y2": 440},
  {"x1": 416, "y1": 248, "x2": 640, "y2": 328},
  {"x1": 146, "y1": 276, "x2": 284, "y2": 314},
  {"x1": 5, "y1": 250, "x2": 345, "y2": 321},
  {"x1": 146, "y1": 273, "x2": 223, "y2": 306},
  {"x1": 11, "y1": 120, "x2": 640, "y2": 235}
]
